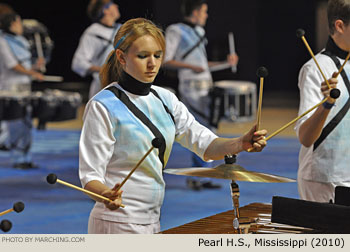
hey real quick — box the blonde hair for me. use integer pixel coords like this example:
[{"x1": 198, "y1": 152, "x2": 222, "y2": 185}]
[{"x1": 100, "y1": 18, "x2": 165, "y2": 88}]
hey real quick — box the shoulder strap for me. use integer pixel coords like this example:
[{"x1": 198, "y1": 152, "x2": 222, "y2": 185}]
[
  {"x1": 150, "y1": 88, "x2": 175, "y2": 125},
  {"x1": 180, "y1": 23, "x2": 207, "y2": 60},
  {"x1": 95, "y1": 24, "x2": 121, "y2": 61},
  {"x1": 313, "y1": 51, "x2": 350, "y2": 151},
  {"x1": 4, "y1": 35, "x2": 31, "y2": 64},
  {"x1": 107, "y1": 86, "x2": 167, "y2": 169}
]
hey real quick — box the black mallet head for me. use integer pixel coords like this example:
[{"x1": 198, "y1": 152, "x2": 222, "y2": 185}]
[
  {"x1": 13, "y1": 202, "x2": 24, "y2": 213},
  {"x1": 46, "y1": 173, "x2": 58, "y2": 184},
  {"x1": 256, "y1": 66, "x2": 268, "y2": 78},
  {"x1": 0, "y1": 220, "x2": 12, "y2": 232},
  {"x1": 330, "y1": 88, "x2": 341, "y2": 99},
  {"x1": 296, "y1": 29, "x2": 305, "y2": 38},
  {"x1": 152, "y1": 138, "x2": 162, "y2": 149}
]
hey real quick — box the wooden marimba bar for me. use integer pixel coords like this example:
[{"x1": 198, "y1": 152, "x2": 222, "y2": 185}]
[{"x1": 161, "y1": 203, "x2": 315, "y2": 234}]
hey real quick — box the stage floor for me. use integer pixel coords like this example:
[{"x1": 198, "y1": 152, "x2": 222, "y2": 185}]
[{"x1": 0, "y1": 103, "x2": 301, "y2": 233}]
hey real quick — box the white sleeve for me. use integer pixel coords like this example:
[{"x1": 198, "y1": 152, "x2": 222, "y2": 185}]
[
  {"x1": 79, "y1": 100, "x2": 116, "y2": 187},
  {"x1": 0, "y1": 37, "x2": 19, "y2": 69},
  {"x1": 294, "y1": 63, "x2": 324, "y2": 136},
  {"x1": 71, "y1": 31, "x2": 98, "y2": 77},
  {"x1": 164, "y1": 26, "x2": 181, "y2": 63},
  {"x1": 170, "y1": 93, "x2": 218, "y2": 160}
]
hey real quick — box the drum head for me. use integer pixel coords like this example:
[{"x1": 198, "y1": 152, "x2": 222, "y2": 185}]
[{"x1": 214, "y1": 80, "x2": 256, "y2": 92}]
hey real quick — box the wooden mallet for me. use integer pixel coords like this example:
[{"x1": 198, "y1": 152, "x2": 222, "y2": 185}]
[
  {"x1": 334, "y1": 51, "x2": 350, "y2": 78},
  {"x1": 247, "y1": 96, "x2": 331, "y2": 150},
  {"x1": 296, "y1": 29, "x2": 341, "y2": 99},
  {"x1": 256, "y1": 66, "x2": 268, "y2": 131},
  {"x1": 0, "y1": 220, "x2": 12, "y2": 232},
  {"x1": 46, "y1": 174, "x2": 125, "y2": 208},
  {"x1": 114, "y1": 137, "x2": 162, "y2": 192},
  {"x1": 264, "y1": 97, "x2": 329, "y2": 141},
  {"x1": 0, "y1": 202, "x2": 25, "y2": 217},
  {"x1": 247, "y1": 67, "x2": 268, "y2": 152}
]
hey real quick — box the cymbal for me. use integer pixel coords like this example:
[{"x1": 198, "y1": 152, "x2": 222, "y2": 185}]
[{"x1": 164, "y1": 163, "x2": 295, "y2": 183}]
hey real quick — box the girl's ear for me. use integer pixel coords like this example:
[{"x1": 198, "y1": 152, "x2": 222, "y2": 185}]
[
  {"x1": 334, "y1": 19, "x2": 345, "y2": 34},
  {"x1": 116, "y1": 49, "x2": 126, "y2": 65}
]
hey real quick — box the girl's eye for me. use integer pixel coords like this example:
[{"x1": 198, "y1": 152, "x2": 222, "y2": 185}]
[
  {"x1": 154, "y1": 54, "x2": 162, "y2": 59},
  {"x1": 137, "y1": 55, "x2": 147, "y2": 59}
]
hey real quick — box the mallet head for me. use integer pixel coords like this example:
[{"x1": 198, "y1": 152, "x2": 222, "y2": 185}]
[
  {"x1": 46, "y1": 173, "x2": 58, "y2": 184},
  {"x1": 151, "y1": 138, "x2": 162, "y2": 149},
  {"x1": 330, "y1": 88, "x2": 341, "y2": 99},
  {"x1": 0, "y1": 220, "x2": 12, "y2": 232},
  {"x1": 296, "y1": 28, "x2": 305, "y2": 38},
  {"x1": 13, "y1": 202, "x2": 24, "y2": 213},
  {"x1": 256, "y1": 66, "x2": 268, "y2": 78}
]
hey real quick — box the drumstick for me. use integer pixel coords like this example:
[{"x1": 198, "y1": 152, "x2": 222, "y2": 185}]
[
  {"x1": 209, "y1": 62, "x2": 230, "y2": 72},
  {"x1": 0, "y1": 202, "x2": 25, "y2": 217},
  {"x1": 256, "y1": 67, "x2": 268, "y2": 131},
  {"x1": 114, "y1": 138, "x2": 162, "y2": 192},
  {"x1": 34, "y1": 32, "x2": 46, "y2": 73},
  {"x1": 0, "y1": 220, "x2": 12, "y2": 232},
  {"x1": 334, "y1": 51, "x2": 350, "y2": 78},
  {"x1": 296, "y1": 29, "x2": 341, "y2": 99},
  {"x1": 46, "y1": 174, "x2": 125, "y2": 208},
  {"x1": 43, "y1": 75, "x2": 64, "y2": 82},
  {"x1": 228, "y1": 32, "x2": 237, "y2": 73},
  {"x1": 265, "y1": 97, "x2": 328, "y2": 141}
]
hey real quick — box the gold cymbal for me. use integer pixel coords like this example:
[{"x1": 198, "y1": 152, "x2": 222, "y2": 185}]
[{"x1": 164, "y1": 163, "x2": 295, "y2": 183}]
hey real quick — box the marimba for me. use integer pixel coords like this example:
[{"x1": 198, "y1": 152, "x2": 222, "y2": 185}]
[{"x1": 161, "y1": 202, "x2": 315, "y2": 234}]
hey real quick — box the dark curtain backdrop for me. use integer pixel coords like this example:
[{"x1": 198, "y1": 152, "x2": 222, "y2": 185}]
[{"x1": 0, "y1": 0, "x2": 326, "y2": 93}]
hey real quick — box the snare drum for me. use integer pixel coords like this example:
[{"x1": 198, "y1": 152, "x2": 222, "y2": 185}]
[
  {"x1": 31, "y1": 89, "x2": 82, "y2": 129},
  {"x1": 0, "y1": 91, "x2": 31, "y2": 121},
  {"x1": 210, "y1": 80, "x2": 256, "y2": 126}
]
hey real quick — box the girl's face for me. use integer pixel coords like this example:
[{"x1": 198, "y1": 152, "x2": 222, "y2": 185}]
[{"x1": 119, "y1": 35, "x2": 163, "y2": 83}]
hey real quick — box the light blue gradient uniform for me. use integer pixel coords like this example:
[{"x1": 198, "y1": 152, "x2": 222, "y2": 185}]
[{"x1": 79, "y1": 84, "x2": 217, "y2": 225}]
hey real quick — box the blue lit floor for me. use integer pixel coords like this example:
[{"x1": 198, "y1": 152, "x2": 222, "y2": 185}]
[{"x1": 0, "y1": 129, "x2": 299, "y2": 233}]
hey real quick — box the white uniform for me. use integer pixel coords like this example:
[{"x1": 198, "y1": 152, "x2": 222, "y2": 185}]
[
  {"x1": 164, "y1": 22, "x2": 212, "y2": 126},
  {"x1": 71, "y1": 22, "x2": 121, "y2": 98},
  {"x1": 79, "y1": 83, "x2": 218, "y2": 233},
  {"x1": 295, "y1": 37, "x2": 350, "y2": 202},
  {"x1": 0, "y1": 34, "x2": 31, "y2": 91},
  {"x1": 0, "y1": 32, "x2": 33, "y2": 163}
]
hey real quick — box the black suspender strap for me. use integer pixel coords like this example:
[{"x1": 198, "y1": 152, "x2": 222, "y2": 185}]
[
  {"x1": 180, "y1": 23, "x2": 207, "y2": 60},
  {"x1": 107, "y1": 86, "x2": 167, "y2": 168},
  {"x1": 150, "y1": 88, "x2": 175, "y2": 125},
  {"x1": 313, "y1": 51, "x2": 350, "y2": 150},
  {"x1": 94, "y1": 24, "x2": 121, "y2": 61},
  {"x1": 181, "y1": 34, "x2": 206, "y2": 60}
]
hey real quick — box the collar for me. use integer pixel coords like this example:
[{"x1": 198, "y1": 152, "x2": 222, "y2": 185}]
[
  {"x1": 97, "y1": 21, "x2": 115, "y2": 28},
  {"x1": 182, "y1": 20, "x2": 197, "y2": 29},
  {"x1": 118, "y1": 71, "x2": 152, "y2": 96},
  {"x1": 326, "y1": 36, "x2": 349, "y2": 60},
  {"x1": 3, "y1": 31, "x2": 16, "y2": 36}
]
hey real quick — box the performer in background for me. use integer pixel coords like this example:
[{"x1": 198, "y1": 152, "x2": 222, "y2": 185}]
[
  {"x1": 295, "y1": 0, "x2": 350, "y2": 202},
  {"x1": 163, "y1": 0, "x2": 239, "y2": 190},
  {"x1": 72, "y1": 0, "x2": 122, "y2": 99},
  {"x1": 0, "y1": 4, "x2": 45, "y2": 169},
  {"x1": 79, "y1": 18, "x2": 267, "y2": 234}
]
